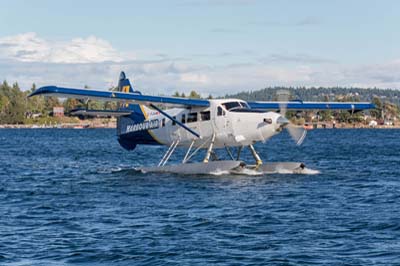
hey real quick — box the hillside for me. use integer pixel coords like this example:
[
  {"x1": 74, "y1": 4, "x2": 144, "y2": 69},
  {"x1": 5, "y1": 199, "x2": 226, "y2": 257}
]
[{"x1": 225, "y1": 87, "x2": 400, "y2": 105}]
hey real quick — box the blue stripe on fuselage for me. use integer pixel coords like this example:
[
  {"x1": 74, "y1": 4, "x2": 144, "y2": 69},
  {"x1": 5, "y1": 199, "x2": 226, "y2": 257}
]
[{"x1": 117, "y1": 108, "x2": 161, "y2": 150}]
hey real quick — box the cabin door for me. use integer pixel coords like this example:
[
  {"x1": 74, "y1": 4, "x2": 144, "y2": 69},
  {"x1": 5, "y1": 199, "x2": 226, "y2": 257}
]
[{"x1": 213, "y1": 106, "x2": 232, "y2": 144}]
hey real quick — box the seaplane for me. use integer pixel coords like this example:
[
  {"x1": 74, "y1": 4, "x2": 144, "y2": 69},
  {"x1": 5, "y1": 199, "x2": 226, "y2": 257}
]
[{"x1": 29, "y1": 72, "x2": 374, "y2": 175}]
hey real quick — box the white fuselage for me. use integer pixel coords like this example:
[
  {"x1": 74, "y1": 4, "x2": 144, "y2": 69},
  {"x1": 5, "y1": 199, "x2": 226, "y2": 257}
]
[{"x1": 134, "y1": 99, "x2": 285, "y2": 148}]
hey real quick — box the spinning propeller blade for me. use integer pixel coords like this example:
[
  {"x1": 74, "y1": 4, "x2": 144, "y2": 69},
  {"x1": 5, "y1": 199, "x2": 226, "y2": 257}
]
[
  {"x1": 277, "y1": 90, "x2": 307, "y2": 146},
  {"x1": 287, "y1": 124, "x2": 307, "y2": 146}
]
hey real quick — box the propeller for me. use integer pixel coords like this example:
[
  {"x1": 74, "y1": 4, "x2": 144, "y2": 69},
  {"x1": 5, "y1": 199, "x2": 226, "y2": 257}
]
[{"x1": 277, "y1": 90, "x2": 307, "y2": 146}]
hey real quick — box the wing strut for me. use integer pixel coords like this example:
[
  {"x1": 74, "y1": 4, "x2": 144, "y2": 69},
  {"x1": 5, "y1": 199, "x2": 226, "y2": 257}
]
[{"x1": 149, "y1": 104, "x2": 200, "y2": 138}]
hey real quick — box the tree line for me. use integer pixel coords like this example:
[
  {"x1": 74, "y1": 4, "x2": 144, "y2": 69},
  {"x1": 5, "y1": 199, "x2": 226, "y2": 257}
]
[
  {"x1": 1, "y1": 81, "x2": 398, "y2": 124},
  {"x1": 0, "y1": 81, "x2": 117, "y2": 124},
  {"x1": 226, "y1": 86, "x2": 399, "y2": 123}
]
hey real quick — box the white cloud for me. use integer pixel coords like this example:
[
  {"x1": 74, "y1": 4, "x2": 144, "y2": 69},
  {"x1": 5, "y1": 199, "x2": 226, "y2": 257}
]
[
  {"x1": 180, "y1": 73, "x2": 209, "y2": 84},
  {"x1": 1, "y1": 32, "x2": 400, "y2": 96},
  {"x1": 0, "y1": 32, "x2": 122, "y2": 63}
]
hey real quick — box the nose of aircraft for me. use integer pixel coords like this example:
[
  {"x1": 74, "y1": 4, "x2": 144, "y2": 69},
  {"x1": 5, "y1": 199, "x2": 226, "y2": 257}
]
[{"x1": 259, "y1": 113, "x2": 288, "y2": 141}]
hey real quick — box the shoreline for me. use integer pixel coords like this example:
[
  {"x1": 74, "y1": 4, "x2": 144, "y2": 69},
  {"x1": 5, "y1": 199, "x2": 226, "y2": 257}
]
[
  {"x1": 1, "y1": 122, "x2": 399, "y2": 129},
  {"x1": 0, "y1": 121, "x2": 116, "y2": 129},
  {"x1": 0, "y1": 124, "x2": 116, "y2": 129}
]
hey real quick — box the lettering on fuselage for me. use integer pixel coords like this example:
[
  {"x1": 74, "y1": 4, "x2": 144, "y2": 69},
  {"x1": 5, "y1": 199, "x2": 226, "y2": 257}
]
[{"x1": 126, "y1": 119, "x2": 159, "y2": 133}]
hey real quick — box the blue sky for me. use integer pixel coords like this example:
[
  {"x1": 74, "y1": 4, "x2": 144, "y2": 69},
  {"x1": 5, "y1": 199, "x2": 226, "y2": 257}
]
[{"x1": 1, "y1": 0, "x2": 400, "y2": 95}]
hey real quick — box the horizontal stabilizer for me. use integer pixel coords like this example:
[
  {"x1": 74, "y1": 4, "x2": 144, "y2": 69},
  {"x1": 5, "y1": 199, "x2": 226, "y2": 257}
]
[{"x1": 69, "y1": 109, "x2": 132, "y2": 117}]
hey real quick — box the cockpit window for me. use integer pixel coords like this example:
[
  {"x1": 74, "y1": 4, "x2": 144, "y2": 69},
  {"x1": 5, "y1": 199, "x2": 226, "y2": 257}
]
[
  {"x1": 222, "y1": 101, "x2": 250, "y2": 111},
  {"x1": 239, "y1": 102, "x2": 250, "y2": 109},
  {"x1": 217, "y1": 106, "x2": 224, "y2": 116},
  {"x1": 222, "y1": 102, "x2": 241, "y2": 111}
]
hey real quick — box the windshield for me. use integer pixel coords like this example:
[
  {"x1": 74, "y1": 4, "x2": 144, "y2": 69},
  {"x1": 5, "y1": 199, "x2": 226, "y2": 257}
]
[
  {"x1": 222, "y1": 102, "x2": 241, "y2": 111},
  {"x1": 222, "y1": 101, "x2": 250, "y2": 111},
  {"x1": 239, "y1": 102, "x2": 250, "y2": 108}
]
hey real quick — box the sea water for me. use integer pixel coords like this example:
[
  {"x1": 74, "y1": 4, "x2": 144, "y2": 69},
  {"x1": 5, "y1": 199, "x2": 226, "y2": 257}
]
[{"x1": 1, "y1": 128, "x2": 400, "y2": 265}]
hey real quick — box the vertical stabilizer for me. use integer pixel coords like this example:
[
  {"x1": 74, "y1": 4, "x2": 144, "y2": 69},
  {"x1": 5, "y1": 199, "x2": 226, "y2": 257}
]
[{"x1": 117, "y1": 71, "x2": 141, "y2": 94}]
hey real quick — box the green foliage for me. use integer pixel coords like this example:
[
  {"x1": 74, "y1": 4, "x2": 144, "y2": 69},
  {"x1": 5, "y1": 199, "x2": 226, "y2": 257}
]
[
  {"x1": 227, "y1": 86, "x2": 400, "y2": 123},
  {"x1": 370, "y1": 97, "x2": 383, "y2": 118},
  {"x1": 104, "y1": 101, "x2": 117, "y2": 110},
  {"x1": 189, "y1": 90, "x2": 201, "y2": 99},
  {"x1": 0, "y1": 81, "x2": 64, "y2": 124},
  {"x1": 319, "y1": 110, "x2": 333, "y2": 121},
  {"x1": 44, "y1": 96, "x2": 61, "y2": 112},
  {"x1": 172, "y1": 90, "x2": 205, "y2": 99},
  {"x1": 226, "y1": 86, "x2": 400, "y2": 106},
  {"x1": 0, "y1": 81, "x2": 27, "y2": 124}
]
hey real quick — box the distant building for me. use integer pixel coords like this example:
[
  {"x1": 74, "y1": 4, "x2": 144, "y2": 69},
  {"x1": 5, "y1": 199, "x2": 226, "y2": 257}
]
[
  {"x1": 369, "y1": 120, "x2": 378, "y2": 127},
  {"x1": 52, "y1": 106, "x2": 64, "y2": 117}
]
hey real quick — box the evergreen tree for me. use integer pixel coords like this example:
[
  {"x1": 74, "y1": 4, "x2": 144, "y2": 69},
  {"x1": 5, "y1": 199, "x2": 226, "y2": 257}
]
[{"x1": 189, "y1": 90, "x2": 201, "y2": 99}]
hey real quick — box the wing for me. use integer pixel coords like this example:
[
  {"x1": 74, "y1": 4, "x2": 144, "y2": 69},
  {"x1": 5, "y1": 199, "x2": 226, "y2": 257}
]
[
  {"x1": 247, "y1": 101, "x2": 375, "y2": 111},
  {"x1": 29, "y1": 86, "x2": 210, "y2": 108}
]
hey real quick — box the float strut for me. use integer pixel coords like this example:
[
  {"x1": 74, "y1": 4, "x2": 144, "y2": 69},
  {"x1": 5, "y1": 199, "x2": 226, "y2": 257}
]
[
  {"x1": 203, "y1": 133, "x2": 216, "y2": 163},
  {"x1": 236, "y1": 146, "x2": 243, "y2": 161},
  {"x1": 225, "y1": 145, "x2": 235, "y2": 160},
  {"x1": 249, "y1": 144, "x2": 263, "y2": 168},
  {"x1": 182, "y1": 140, "x2": 195, "y2": 163}
]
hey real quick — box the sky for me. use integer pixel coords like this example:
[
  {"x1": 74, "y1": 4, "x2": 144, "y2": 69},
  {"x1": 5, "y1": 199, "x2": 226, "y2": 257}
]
[{"x1": 1, "y1": 0, "x2": 400, "y2": 96}]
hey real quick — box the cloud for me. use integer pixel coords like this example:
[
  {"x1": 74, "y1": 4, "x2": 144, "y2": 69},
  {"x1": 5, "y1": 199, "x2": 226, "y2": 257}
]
[
  {"x1": 263, "y1": 53, "x2": 336, "y2": 64},
  {"x1": 0, "y1": 32, "x2": 122, "y2": 63},
  {"x1": 1, "y1": 32, "x2": 400, "y2": 96},
  {"x1": 341, "y1": 60, "x2": 400, "y2": 88},
  {"x1": 180, "y1": 73, "x2": 209, "y2": 83},
  {"x1": 191, "y1": 50, "x2": 255, "y2": 58},
  {"x1": 250, "y1": 16, "x2": 323, "y2": 27}
]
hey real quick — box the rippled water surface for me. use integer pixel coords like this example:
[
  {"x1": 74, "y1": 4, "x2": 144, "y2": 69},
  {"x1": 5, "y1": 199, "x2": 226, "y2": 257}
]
[{"x1": 1, "y1": 128, "x2": 400, "y2": 265}]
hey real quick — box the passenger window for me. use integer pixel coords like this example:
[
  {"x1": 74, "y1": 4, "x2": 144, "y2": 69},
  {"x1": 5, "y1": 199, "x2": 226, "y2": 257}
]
[
  {"x1": 217, "y1": 106, "x2": 223, "y2": 116},
  {"x1": 162, "y1": 118, "x2": 165, "y2": 127},
  {"x1": 172, "y1": 116, "x2": 176, "y2": 126},
  {"x1": 181, "y1": 114, "x2": 186, "y2": 124},
  {"x1": 187, "y1": 113, "x2": 198, "y2": 123},
  {"x1": 201, "y1": 111, "x2": 210, "y2": 121}
]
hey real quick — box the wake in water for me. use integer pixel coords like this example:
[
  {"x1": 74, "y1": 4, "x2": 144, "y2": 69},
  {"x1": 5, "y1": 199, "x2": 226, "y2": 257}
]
[
  {"x1": 273, "y1": 167, "x2": 320, "y2": 175},
  {"x1": 95, "y1": 165, "x2": 138, "y2": 174},
  {"x1": 230, "y1": 166, "x2": 320, "y2": 175}
]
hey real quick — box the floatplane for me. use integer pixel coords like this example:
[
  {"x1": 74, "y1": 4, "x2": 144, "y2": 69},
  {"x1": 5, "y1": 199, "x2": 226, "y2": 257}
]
[{"x1": 29, "y1": 72, "x2": 374, "y2": 175}]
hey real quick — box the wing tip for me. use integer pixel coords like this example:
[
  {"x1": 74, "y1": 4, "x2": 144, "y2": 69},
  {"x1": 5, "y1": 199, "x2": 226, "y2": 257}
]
[{"x1": 28, "y1": 86, "x2": 57, "y2": 97}]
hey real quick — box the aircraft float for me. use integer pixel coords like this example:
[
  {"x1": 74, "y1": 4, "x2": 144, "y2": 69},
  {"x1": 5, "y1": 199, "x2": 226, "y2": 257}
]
[{"x1": 29, "y1": 72, "x2": 374, "y2": 175}]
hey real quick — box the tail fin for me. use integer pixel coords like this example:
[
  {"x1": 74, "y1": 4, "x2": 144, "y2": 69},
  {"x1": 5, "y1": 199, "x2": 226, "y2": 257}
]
[
  {"x1": 117, "y1": 71, "x2": 141, "y2": 94},
  {"x1": 118, "y1": 71, "x2": 145, "y2": 117}
]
